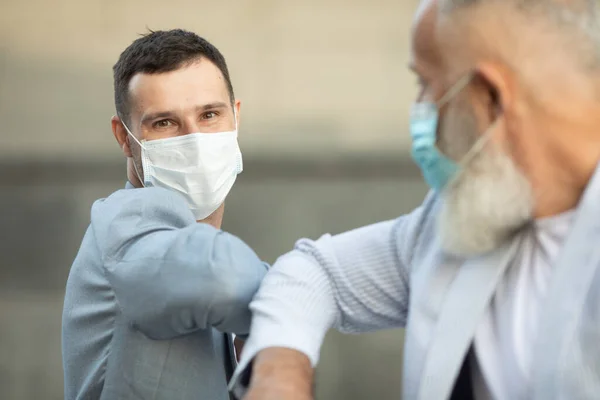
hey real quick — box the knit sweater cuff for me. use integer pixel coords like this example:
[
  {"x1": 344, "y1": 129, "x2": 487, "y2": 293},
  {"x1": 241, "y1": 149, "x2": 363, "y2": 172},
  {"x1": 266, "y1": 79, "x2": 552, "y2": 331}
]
[{"x1": 228, "y1": 251, "x2": 337, "y2": 398}]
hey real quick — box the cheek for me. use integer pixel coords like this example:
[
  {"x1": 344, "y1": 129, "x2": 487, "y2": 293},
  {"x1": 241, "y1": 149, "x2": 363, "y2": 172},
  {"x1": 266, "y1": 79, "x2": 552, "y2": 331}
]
[
  {"x1": 437, "y1": 101, "x2": 480, "y2": 160},
  {"x1": 497, "y1": 119, "x2": 530, "y2": 172}
]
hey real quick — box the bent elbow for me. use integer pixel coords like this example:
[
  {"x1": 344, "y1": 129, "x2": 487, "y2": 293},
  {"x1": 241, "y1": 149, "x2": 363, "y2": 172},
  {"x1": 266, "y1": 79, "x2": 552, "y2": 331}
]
[
  {"x1": 207, "y1": 262, "x2": 267, "y2": 333},
  {"x1": 126, "y1": 287, "x2": 218, "y2": 339}
]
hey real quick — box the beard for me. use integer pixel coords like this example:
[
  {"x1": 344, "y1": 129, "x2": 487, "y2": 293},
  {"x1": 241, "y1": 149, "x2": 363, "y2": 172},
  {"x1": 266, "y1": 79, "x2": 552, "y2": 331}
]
[{"x1": 436, "y1": 101, "x2": 534, "y2": 256}]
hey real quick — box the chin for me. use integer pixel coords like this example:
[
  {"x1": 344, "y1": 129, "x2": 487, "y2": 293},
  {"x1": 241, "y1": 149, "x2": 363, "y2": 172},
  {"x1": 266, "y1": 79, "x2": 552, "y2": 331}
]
[{"x1": 437, "y1": 147, "x2": 534, "y2": 257}]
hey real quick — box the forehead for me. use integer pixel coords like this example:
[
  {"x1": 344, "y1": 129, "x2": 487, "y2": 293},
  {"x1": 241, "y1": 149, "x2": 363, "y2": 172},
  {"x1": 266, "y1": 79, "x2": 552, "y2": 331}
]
[
  {"x1": 410, "y1": 0, "x2": 445, "y2": 74},
  {"x1": 128, "y1": 59, "x2": 229, "y2": 116}
]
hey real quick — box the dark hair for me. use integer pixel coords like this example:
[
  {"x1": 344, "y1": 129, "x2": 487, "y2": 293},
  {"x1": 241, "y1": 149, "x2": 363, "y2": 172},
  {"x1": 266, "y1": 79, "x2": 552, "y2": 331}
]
[{"x1": 113, "y1": 29, "x2": 235, "y2": 123}]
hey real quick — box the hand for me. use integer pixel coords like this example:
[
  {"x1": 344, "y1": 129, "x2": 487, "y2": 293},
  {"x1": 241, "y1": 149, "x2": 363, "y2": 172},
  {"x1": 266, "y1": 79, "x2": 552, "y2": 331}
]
[{"x1": 242, "y1": 348, "x2": 314, "y2": 400}]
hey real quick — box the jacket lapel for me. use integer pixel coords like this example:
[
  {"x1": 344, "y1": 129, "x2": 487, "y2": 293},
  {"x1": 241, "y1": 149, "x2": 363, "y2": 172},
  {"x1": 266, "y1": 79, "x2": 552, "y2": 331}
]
[
  {"x1": 417, "y1": 238, "x2": 520, "y2": 400},
  {"x1": 532, "y1": 163, "x2": 600, "y2": 399}
]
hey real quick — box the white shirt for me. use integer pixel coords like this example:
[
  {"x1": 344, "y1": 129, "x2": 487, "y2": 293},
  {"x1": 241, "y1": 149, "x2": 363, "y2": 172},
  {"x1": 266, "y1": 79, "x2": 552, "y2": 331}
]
[{"x1": 473, "y1": 210, "x2": 576, "y2": 400}]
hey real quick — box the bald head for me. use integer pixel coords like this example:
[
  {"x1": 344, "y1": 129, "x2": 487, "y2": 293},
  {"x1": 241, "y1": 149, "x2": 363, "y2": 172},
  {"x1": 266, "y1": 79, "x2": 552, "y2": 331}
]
[
  {"x1": 442, "y1": 0, "x2": 598, "y2": 19},
  {"x1": 409, "y1": 0, "x2": 600, "y2": 249},
  {"x1": 408, "y1": 0, "x2": 600, "y2": 130},
  {"x1": 439, "y1": 0, "x2": 600, "y2": 71},
  {"x1": 440, "y1": 0, "x2": 598, "y2": 19}
]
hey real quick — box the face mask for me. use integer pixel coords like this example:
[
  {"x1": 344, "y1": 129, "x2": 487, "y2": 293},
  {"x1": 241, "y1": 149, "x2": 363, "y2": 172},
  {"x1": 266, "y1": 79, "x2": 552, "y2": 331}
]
[
  {"x1": 410, "y1": 73, "x2": 492, "y2": 191},
  {"x1": 123, "y1": 115, "x2": 243, "y2": 220}
]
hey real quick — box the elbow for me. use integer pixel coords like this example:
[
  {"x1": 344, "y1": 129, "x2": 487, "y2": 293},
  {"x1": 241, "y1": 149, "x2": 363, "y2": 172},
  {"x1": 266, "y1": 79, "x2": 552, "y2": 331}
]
[
  {"x1": 224, "y1": 266, "x2": 265, "y2": 306},
  {"x1": 122, "y1": 267, "x2": 266, "y2": 339},
  {"x1": 208, "y1": 261, "x2": 267, "y2": 333},
  {"x1": 127, "y1": 299, "x2": 200, "y2": 340},
  {"x1": 136, "y1": 264, "x2": 264, "y2": 337},
  {"x1": 125, "y1": 282, "x2": 226, "y2": 339}
]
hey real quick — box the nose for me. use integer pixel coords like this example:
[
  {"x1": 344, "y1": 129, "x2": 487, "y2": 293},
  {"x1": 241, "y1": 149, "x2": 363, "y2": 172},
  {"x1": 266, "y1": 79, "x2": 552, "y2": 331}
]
[{"x1": 181, "y1": 117, "x2": 201, "y2": 135}]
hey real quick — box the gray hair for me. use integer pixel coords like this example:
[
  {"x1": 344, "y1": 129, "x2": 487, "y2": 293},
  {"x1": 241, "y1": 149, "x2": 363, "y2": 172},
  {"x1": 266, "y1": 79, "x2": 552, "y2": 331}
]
[{"x1": 441, "y1": 0, "x2": 600, "y2": 68}]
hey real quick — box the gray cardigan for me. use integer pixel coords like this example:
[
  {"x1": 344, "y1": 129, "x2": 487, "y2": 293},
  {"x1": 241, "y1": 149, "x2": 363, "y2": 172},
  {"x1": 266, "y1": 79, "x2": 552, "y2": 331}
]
[
  {"x1": 231, "y1": 163, "x2": 600, "y2": 400},
  {"x1": 62, "y1": 183, "x2": 268, "y2": 400}
]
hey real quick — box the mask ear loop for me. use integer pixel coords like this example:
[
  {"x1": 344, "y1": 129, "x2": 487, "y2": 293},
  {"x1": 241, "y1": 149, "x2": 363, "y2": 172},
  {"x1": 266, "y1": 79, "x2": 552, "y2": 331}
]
[
  {"x1": 433, "y1": 72, "x2": 497, "y2": 190},
  {"x1": 436, "y1": 73, "x2": 474, "y2": 108},
  {"x1": 121, "y1": 118, "x2": 147, "y2": 188},
  {"x1": 443, "y1": 95, "x2": 498, "y2": 190},
  {"x1": 231, "y1": 108, "x2": 244, "y2": 173},
  {"x1": 444, "y1": 123, "x2": 496, "y2": 191}
]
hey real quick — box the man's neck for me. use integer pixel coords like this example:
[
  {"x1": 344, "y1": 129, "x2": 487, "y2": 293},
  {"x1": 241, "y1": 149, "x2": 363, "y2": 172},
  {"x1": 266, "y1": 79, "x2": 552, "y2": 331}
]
[
  {"x1": 198, "y1": 204, "x2": 225, "y2": 229},
  {"x1": 127, "y1": 159, "x2": 144, "y2": 188},
  {"x1": 533, "y1": 116, "x2": 600, "y2": 218}
]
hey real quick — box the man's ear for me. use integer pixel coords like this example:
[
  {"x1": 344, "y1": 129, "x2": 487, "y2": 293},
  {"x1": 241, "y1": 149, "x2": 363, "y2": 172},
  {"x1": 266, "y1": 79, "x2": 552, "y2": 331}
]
[
  {"x1": 111, "y1": 115, "x2": 133, "y2": 157},
  {"x1": 234, "y1": 99, "x2": 241, "y2": 128},
  {"x1": 473, "y1": 62, "x2": 513, "y2": 123}
]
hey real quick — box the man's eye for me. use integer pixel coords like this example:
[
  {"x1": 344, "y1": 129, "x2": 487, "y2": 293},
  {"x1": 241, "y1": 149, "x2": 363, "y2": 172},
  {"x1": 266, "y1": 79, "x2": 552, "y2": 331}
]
[
  {"x1": 153, "y1": 120, "x2": 173, "y2": 128},
  {"x1": 202, "y1": 111, "x2": 217, "y2": 120}
]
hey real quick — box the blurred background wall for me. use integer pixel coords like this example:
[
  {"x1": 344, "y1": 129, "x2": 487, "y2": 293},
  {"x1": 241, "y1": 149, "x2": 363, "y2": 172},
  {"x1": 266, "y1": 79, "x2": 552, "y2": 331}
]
[{"x1": 0, "y1": 0, "x2": 428, "y2": 399}]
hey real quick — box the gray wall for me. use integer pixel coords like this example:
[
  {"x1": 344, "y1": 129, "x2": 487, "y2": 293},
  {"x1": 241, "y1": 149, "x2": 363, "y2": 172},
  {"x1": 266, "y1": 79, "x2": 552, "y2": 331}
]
[{"x1": 0, "y1": 0, "x2": 419, "y2": 162}]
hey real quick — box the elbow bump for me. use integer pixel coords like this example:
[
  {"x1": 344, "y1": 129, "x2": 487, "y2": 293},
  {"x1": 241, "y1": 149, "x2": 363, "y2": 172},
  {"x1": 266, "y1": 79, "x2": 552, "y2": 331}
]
[
  {"x1": 217, "y1": 276, "x2": 253, "y2": 310},
  {"x1": 215, "y1": 269, "x2": 263, "y2": 313}
]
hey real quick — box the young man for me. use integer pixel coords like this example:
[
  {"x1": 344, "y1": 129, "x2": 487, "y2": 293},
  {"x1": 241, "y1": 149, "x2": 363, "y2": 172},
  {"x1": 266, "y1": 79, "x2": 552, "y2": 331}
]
[{"x1": 62, "y1": 29, "x2": 267, "y2": 400}]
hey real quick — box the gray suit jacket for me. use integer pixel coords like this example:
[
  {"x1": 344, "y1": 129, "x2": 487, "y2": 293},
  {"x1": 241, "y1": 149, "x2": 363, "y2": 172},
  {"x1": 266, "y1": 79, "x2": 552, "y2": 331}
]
[
  {"x1": 231, "y1": 164, "x2": 600, "y2": 400},
  {"x1": 62, "y1": 183, "x2": 268, "y2": 400}
]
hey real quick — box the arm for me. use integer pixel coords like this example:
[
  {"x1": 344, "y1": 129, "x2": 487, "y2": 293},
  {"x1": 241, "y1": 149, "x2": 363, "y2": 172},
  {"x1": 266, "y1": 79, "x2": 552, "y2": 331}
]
[
  {"x1": 230, "y1": 198, "x2": 434, "y2": 398},
  {"x1": 243, "y1": 348, "x2": 313, "y2": 400},
  {"x1": 94, "y1": 187, "x2": 268, "y2": 339}
]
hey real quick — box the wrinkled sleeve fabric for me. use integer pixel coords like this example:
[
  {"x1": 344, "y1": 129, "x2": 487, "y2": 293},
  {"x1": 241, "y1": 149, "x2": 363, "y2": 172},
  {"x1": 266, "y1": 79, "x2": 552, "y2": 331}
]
[
  {"x1": 229, "y1": 195, "x2": 435, "y2": 398},
  {"x1": 92, "y1": 186, "x2": 268, "y2": 339}
]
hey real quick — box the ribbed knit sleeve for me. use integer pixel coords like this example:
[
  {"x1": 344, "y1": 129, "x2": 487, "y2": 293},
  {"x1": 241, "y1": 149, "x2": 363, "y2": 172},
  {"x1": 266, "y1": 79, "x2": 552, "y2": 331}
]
[{"x1": 228, "y1": 199, "x2": 433, "y2": 398}]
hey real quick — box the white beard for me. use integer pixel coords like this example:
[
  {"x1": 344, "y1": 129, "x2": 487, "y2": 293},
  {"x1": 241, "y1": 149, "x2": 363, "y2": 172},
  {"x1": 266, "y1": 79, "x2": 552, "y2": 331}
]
[{"x1": 438, "y1": 146, "x2": 534, "y2": 256}]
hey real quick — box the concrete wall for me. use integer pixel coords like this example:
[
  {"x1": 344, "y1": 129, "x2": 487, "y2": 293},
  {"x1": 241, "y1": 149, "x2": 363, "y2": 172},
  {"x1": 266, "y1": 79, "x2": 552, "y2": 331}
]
[{"x1": 0, "y1": 0, "x2": 419, "y2": 161}]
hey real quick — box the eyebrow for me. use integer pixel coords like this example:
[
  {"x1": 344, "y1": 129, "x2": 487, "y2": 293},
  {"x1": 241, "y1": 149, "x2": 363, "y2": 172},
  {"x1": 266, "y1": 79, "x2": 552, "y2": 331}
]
[
  {"x1": 140, "y1": 102, "x2": 230, "y2": 124},
  {"x1": 140, "y1": 111, "x2": 174, "y2": 124},
  {"x1": 196, "y1": 102, "x2": 229, "y2": 113}
]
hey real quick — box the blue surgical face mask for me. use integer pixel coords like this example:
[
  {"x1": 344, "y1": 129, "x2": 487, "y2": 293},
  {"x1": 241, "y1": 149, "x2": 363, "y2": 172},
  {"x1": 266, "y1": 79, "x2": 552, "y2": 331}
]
[{"x1": 410, "y1": 73, "x2": 490, "y2": 191}]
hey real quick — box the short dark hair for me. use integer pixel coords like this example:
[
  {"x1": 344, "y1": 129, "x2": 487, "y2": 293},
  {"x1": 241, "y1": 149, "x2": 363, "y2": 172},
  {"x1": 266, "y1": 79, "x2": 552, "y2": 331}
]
[{"x1": 113, "y1": 29, "x2": 235, "y2": 123}]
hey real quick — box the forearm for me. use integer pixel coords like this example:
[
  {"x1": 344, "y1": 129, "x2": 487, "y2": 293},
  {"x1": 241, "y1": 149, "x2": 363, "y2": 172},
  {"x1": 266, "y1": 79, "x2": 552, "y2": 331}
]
[
  {"x1": 98, "y1": 187, "x2": 268, "y2": 336},
  {"x1": 245, "y1": 348, "x2": 314, "y2": 400},
  {"x1": 230, "y1": 221, "x2": 412, "y2": 395},
  {"x1": 228, "y1": 254, "x2": 336, "y2": 398},
  {"x1": 106, "y1": 227, "x2": 267, "y2": 338}
]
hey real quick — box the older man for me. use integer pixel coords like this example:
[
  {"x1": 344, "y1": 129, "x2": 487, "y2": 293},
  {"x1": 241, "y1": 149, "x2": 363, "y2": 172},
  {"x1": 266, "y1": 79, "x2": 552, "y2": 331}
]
[{"x1": 230, "y1": 1, "x2": 600, "y2": 399}]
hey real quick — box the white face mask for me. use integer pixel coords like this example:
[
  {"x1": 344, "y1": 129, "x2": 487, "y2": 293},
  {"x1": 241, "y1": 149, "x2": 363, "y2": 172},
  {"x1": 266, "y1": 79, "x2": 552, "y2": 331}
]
[{"x1": 123, "y1": 115, "x2": 243, "y2": 220}]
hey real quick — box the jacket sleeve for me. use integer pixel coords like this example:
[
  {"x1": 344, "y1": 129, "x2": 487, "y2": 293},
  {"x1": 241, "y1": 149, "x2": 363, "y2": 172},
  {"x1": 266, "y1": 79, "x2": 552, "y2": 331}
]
[
  {"x1": 93, "y1": 187, "x2": 268, "y2": 339},
  {"x1": 229, "y1": 193, "x2": 437, "y2": 398}
]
